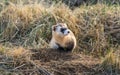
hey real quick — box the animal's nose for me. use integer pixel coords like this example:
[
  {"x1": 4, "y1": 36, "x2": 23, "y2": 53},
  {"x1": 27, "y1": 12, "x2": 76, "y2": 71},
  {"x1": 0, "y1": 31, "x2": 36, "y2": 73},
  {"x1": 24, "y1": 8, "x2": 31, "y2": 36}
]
[{"x1": 67, "y1": 31, "x2": 70, "y2": 33}]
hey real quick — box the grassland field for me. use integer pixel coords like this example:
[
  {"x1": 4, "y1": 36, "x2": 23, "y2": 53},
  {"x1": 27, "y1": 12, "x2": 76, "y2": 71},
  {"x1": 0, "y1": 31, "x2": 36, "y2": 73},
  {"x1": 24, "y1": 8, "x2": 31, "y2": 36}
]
[{"x1": 0, "y1": 0, "x2": 120, "y2": 75}]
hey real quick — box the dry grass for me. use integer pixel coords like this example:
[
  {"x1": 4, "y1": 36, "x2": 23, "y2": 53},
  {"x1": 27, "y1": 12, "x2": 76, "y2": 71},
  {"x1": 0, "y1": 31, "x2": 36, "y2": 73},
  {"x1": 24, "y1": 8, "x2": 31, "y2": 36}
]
[
  {"x1": 0, "y1": 2, "x2": 119, "y2": 54},
  {"x1": 100, "y1": 47, "x2": 120, "y2": 74},
  {"x1": 0, "y1": 1, "x2": 120, "y2": 75}
]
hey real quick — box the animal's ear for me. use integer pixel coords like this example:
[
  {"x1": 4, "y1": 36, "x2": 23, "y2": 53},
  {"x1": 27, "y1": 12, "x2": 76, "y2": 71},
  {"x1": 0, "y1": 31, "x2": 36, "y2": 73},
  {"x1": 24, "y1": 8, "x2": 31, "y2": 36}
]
[
  {"x1": 64, "y1": 23, "x2": 68, "y2": 28},
  {"x1": 52, "y1": 25, "x2": 56, "y2": 31}
]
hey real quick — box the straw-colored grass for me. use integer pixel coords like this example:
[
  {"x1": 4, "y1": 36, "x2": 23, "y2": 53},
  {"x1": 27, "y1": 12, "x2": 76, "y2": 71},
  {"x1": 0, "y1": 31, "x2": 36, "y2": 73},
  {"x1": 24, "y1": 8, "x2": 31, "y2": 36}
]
[
  {"x1": 100, "y1": 48, "x2": 120, "y2": 74},
  {"x1": 0, "y1": 1, "x2": 120, "y2": 75},
  {"x1": 0, "y1": 2, "x2": 119, "y2": 53}
]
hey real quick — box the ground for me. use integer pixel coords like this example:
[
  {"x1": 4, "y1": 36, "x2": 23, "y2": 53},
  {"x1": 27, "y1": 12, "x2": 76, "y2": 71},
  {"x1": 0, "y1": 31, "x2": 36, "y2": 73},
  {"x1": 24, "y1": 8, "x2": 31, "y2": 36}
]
[
  {"x1": 0, "y1": 48, "x2": 106, "y2": 75},
  {"x1": 0, "y1": 45, "x2": 120, "y2": 74},
  {"x1": 19, "y1": 49, "x2": 103, "y2": 75},
  {"x1": 34, "y1": 50, "x2": 100, "y2": 75}
]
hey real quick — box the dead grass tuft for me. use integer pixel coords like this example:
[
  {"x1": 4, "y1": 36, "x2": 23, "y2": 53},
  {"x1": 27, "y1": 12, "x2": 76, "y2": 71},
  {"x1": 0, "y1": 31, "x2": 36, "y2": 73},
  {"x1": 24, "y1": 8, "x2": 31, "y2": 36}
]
[
  {"x1": 7, "y1": 47, "x2": 29, "y2": 58},
  {"x1": 100, "y1": 48, "x2": 120, "y2": 74}
]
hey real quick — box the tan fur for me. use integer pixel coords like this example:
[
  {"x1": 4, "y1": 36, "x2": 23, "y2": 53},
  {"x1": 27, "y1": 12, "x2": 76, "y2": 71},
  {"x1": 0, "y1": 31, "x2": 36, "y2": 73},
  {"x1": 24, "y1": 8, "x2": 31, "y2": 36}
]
[{"x1": 54, "y1": 31, "x2": 76, "y2": 48}]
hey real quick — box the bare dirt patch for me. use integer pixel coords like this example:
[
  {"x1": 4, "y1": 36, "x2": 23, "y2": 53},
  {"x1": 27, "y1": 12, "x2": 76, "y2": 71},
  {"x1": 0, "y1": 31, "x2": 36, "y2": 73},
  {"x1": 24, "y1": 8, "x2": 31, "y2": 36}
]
[{"x1": 30, "y1": 48, "x2": 101, "y2": 75}]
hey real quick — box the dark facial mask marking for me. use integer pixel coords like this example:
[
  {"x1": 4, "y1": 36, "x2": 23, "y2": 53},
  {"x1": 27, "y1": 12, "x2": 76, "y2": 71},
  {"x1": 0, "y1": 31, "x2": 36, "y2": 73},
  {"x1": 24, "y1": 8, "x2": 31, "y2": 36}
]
[
  {"x1": 60, "y1": 28, "x2": 67, "y2": 33},
  {"x1": 52, "y1": 25, "x2": 56, "y2": 31}
]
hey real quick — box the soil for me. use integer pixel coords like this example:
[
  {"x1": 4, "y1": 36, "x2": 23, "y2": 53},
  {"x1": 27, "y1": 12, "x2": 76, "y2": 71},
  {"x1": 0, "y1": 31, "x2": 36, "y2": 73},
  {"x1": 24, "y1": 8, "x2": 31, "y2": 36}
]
[{"x1": 30, "y1": 48, "x2": 102, "y2": 75}]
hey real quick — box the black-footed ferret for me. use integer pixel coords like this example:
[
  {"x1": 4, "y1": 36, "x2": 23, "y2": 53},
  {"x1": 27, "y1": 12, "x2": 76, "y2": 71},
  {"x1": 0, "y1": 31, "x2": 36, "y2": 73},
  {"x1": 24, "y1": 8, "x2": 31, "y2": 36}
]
[{"x1": 49, "y1": 23, "x2": 76, "y2": 52}]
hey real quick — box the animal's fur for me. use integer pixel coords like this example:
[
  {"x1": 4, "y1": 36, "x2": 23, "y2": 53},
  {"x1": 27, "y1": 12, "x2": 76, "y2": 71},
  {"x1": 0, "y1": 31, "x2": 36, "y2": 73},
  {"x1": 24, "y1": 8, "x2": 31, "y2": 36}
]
[{"x1": 49, "y1": 23, "x2": 76, "y2": 52}]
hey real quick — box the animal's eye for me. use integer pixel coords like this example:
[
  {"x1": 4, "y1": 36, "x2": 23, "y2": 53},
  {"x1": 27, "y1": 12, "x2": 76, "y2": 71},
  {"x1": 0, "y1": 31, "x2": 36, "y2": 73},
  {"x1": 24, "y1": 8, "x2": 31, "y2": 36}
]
[{"x1": 61, "y1": 28, "x2": 67, "y2": 33}]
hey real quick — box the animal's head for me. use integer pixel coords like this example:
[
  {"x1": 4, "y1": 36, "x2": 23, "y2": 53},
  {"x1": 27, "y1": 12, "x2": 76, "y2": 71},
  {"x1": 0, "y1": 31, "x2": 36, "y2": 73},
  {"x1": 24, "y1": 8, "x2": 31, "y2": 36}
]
[{"x1": 52, "y1": 23, "x2": 70, "y2": 36}]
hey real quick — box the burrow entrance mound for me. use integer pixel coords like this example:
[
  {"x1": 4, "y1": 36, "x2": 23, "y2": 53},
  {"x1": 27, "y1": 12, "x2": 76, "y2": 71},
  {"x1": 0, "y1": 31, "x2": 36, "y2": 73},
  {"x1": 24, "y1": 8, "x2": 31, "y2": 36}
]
[{"x1": 30, "y1": 48, "x2": 101, "y2": 75}]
